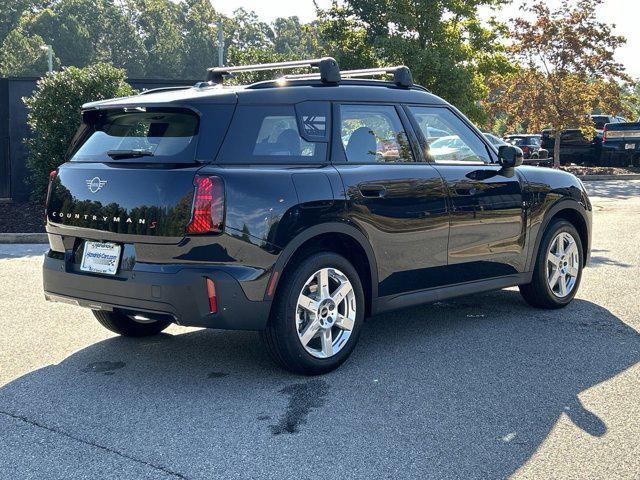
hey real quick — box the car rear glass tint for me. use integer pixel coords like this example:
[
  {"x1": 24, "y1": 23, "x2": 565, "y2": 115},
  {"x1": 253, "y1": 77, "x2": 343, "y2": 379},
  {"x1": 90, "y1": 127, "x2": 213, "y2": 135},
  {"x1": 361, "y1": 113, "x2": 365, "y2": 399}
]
[
  {"x1": 71, "y1": 108, "x2": 199, "y2": 162},
  {"x1": 219, "y1": 105, "x2": 327, "y2": 164}
]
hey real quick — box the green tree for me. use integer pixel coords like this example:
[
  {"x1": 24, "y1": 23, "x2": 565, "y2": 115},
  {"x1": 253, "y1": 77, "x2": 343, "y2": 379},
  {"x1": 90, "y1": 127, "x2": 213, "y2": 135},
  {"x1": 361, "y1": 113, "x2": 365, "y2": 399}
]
[
  {"x1": 487, "y1": 0, "x2": 629, "y2": 167},
  {"x1": 24, "y1": 63, "x2": 136, "y2": 199},
  {"x1": 0, "y1": 0, "x2": 45, "y2": 45},
  {"x1": 180, "y1": 0, "x2": 220, "y2": 79},
  {"x1": 0, "y1": 28, "x2": 59, "y2": 76},
  {"x1": 318, "y1": 0, "x2": 511, "y2": 121},
  {"x1": 128, "y1": 0, "x2": 187, "y2": 78}
]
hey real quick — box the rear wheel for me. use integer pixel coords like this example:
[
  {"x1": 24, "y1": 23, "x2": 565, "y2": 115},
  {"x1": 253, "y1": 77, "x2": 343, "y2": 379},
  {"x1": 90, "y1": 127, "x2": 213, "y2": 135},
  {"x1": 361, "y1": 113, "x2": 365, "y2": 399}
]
[
  {"x1": 93, "y1": 310, "x2": 171, "y2": 337},
  {"x1": 519, "y1": 219, "x2": 583, "y2": 309},
  {"x1": 261, "y1": 252, "x2": 365, "y2": 375}
]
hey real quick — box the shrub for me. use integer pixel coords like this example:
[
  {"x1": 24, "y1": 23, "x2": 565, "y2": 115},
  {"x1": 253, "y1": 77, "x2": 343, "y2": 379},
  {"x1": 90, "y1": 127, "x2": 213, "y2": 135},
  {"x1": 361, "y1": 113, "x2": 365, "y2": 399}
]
[{"x1": 24, "y1": 63, "x2": 136, "y2": 200}]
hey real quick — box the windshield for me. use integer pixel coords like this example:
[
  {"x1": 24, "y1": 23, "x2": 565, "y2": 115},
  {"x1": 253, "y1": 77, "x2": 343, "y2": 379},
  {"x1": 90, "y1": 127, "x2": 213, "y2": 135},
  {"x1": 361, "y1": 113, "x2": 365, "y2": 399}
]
[{"x1": 71, "y1": 108, "x2": 199, "y2": 162}]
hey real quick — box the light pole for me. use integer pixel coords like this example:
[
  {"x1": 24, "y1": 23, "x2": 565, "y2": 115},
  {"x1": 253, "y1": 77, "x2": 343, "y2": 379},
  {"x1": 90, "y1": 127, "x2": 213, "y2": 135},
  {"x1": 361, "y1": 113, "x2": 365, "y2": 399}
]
[
  {"x1": 40, "y1": 45, "x2": 53, "y2": 73},
  {"x1": 217, "y1": 20, "x2": 224, "y2": 67}
]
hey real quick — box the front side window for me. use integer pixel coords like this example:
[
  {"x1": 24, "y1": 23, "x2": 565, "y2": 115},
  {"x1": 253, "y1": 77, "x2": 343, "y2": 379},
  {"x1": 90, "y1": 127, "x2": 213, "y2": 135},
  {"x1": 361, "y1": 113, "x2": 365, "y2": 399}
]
[
  {"x1": 408, "y1": 106, "x2": 491, "y2": 164},
  {"x1": 72, "y1": 108, "x2": 199, "y2": 162},
  {"x1": 219, "y1": 105, "x2": 325, "y2": 163},
  {"x1": 339, "y1": 104, "x2": 414, "y2": 163}
]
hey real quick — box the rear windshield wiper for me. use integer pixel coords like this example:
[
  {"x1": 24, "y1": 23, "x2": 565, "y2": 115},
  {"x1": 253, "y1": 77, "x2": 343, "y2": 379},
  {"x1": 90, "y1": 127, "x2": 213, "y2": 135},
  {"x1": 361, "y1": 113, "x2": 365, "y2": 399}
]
[{"x1": 106, "y1": 149, "x2": 154, "y2": 160}]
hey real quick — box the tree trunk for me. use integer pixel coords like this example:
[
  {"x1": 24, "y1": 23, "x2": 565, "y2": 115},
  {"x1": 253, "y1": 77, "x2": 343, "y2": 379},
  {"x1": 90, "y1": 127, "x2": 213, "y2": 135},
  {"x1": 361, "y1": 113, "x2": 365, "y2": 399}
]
[{"x1": 553, "y1": 131, "x2": 562, "y2": 168}]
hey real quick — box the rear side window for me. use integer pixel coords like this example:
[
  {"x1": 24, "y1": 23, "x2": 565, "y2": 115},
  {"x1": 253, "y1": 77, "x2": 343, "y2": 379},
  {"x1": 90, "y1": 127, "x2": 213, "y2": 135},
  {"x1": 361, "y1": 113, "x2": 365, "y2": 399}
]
[
  {"x1": 71, "y1": 108, "x2": 199, "y2": 162},
  {"x1": 219, "y1": 105, "x2": 327, "y2": 163}
]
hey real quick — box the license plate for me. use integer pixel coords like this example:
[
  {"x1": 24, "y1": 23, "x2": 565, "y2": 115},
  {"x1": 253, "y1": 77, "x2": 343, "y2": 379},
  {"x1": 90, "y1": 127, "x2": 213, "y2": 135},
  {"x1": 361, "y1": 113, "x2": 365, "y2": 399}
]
[
  {"x1": 625, "y1": 143, "x2": 636, "y2": 150},
  {"x1": 80, "y1": 241, "x2": 121, "y2": 275}
]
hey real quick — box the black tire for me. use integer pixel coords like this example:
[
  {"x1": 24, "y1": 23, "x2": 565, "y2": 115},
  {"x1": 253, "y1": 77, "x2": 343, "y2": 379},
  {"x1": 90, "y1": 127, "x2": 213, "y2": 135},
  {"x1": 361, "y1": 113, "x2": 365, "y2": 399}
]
[
  {"x1": 93, "y1": 310, "x2": 171, "y2": 337},
  {"x1": 519, "y1": 219, "x2": 584, "y2": 309},
  {"x1": 261, "y1": 251, "x2": 365, "y2": 375}
]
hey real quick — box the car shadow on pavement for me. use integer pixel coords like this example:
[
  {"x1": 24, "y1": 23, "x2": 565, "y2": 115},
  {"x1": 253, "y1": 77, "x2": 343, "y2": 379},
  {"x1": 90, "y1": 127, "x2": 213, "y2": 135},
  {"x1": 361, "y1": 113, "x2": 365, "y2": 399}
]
[{"x1": 1, "y1": 290, "x2": 638, "y2": 479}]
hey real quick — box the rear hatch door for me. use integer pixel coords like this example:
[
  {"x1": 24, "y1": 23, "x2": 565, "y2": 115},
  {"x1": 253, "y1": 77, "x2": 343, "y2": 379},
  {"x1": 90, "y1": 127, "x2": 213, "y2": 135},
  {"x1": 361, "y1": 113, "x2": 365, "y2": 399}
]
[{"x1": 46, "y1": 104, "x2": 233, "y2": 244}]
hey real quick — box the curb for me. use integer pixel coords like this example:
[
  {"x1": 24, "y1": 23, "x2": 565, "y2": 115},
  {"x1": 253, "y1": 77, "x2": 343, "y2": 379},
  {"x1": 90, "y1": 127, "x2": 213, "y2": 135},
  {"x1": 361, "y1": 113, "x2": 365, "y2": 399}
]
[
  {"x1": 577, "y1": 174, "x2": 640, "y2": 181},
  {"x1": 0, "y1": 233, "x2": 48, "y2": 244}
]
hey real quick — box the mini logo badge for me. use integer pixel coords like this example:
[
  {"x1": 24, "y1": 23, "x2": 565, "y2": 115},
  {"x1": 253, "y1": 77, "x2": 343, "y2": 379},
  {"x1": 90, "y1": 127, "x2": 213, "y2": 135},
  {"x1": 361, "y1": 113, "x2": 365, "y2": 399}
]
[{"x1": 86, "y1": 177, "x2": 107, "y2": 193}]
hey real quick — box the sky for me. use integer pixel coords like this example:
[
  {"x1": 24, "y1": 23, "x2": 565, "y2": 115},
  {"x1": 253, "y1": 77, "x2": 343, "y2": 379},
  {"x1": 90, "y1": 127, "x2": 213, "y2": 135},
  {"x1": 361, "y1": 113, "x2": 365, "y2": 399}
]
[{"x1": 211, "y1": 0, "x2": 640, "y2": 79}]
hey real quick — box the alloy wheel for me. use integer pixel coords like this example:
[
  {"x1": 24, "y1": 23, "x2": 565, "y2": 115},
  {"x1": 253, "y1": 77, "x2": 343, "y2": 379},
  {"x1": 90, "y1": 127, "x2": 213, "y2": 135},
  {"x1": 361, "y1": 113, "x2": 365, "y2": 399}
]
[
  {"x1": 546, "y1": 231, "x2": 580, "y2": 298},
  {"x1": 296, "y1": 268, "x2": 357, "y2": 358}
]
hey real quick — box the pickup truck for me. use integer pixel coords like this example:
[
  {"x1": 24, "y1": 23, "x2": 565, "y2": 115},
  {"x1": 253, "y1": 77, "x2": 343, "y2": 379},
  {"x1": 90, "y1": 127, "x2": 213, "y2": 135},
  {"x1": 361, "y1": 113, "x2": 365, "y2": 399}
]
[
  {"x1": 601, "y1": 119, "x2": 640, "y2": 167},
  {"x1": 541, "y1": 115, "x2": 629, "y2": 166}
]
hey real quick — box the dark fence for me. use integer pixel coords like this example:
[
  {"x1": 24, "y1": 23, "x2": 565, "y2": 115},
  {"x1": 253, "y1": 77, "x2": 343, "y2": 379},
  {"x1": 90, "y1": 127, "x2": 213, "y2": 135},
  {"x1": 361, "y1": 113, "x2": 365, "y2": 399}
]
[{"x1": 0, "y1": 77, "x2": 198, "y2": 201}]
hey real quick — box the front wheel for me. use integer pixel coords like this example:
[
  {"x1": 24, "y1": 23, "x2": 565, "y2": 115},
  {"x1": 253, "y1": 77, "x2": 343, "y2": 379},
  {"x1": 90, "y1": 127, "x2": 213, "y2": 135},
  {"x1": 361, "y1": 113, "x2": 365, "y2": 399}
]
[
  {"x1": 519, "y1": 219, "x2": 583, "y2": 309},
  {"x1": 261, "y1": 252, "x2": 365, "y2": 375}
]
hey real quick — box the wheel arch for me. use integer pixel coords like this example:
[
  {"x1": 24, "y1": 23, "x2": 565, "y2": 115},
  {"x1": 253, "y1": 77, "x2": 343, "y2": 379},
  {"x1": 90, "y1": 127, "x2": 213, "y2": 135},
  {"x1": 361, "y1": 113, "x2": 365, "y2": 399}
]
[
  {"x1": 528, "y1": 200, "x2": 591, "y2": 271},
  {"x1": 265, "y1": 223, "x2": 378, "y2": 317}
]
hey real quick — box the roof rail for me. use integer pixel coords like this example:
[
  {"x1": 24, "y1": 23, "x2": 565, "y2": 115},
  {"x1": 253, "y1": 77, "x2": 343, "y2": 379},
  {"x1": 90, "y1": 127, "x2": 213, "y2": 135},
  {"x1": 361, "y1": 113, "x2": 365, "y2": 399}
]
[
  {"x1": 139, "y1": 85, "x2": 192, "y2": 95},
  {"x1": 205, "y1": 57, "x2": 340, "y2": 84},
  {"x1": 284, "y1": 65, "x2": 413, "y2": 88}
]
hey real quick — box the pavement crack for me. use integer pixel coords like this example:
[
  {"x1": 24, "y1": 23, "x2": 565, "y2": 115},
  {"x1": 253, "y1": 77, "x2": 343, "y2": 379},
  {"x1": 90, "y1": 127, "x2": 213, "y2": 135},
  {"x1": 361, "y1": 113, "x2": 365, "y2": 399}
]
[{"x1": 0, "y1": 410, "x2": 189, "y2": 479}]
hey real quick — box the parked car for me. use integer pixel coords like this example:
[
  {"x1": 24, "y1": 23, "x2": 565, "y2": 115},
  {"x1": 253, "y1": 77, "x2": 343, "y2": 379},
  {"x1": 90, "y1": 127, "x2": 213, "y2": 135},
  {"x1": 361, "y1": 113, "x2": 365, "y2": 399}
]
[
  {"x1": 601, "y1": 118, "x2": 640, "y2": 167},
  {"x1": 541, "y1": 115, "x2": 627, "y2": 165},
  {"x1": 43, "y1": 58, "x2": 592, "y2": 374},
  {"x1": 504, "y1": 134, "x2": 547, "y2": 159}
]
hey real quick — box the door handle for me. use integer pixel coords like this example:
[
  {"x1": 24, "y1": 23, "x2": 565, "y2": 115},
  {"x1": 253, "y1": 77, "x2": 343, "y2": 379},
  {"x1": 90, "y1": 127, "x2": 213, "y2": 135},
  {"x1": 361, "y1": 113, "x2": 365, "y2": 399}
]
[{"x1": 359, "y1": 184, "x2": 387, "y2": 198}]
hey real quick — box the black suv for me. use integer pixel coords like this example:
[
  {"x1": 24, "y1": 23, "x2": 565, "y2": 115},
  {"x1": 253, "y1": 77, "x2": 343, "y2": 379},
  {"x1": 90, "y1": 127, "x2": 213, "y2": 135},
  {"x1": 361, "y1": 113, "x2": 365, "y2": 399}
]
[{"x1": 43, "y1": 58, "x2": 592, "y2": 374}]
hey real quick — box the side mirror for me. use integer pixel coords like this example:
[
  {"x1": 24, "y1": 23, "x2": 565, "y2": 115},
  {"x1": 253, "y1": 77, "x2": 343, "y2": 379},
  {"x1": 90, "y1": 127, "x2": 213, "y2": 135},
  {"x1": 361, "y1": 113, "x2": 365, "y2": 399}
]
[{"x1": 498, "y1": 145, "x2": 523, "y2": 168}]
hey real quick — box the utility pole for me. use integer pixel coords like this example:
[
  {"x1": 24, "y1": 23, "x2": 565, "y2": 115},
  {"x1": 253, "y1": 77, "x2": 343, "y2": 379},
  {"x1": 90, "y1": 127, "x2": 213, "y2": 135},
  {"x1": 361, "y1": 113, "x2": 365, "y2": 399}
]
[
  {"x1": 40, "y1": 45, "x2": 53, "y2": 73},
  {"x1": 217, "y1": 20, "x2": 224, "y2": 67}
]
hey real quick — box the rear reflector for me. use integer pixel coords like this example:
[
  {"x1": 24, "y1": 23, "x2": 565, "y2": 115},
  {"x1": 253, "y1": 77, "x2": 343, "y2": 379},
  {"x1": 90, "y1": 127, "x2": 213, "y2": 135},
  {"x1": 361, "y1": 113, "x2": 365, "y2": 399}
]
[
  {"x1": 267, "y1": 271, "x2": 279, "y2": 297},
  {"x1": 206, "y1": 278, "x2": 217, "y2": 313},
  {"x1": 186, "y1": 175, "x2": 224, "y2": 234},
  {"x1": 45, "y1": 170, "x2": 57, "y2": 206}
]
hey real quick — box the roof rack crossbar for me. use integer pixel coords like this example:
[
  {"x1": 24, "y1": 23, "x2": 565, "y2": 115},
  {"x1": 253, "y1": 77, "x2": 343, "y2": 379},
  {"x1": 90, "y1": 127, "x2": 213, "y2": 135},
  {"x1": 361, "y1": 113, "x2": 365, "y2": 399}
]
[
  {"x1": 284, "y1": 65, "x2": 413, "y2": 88},
  {"x1": 206, "y1": 57, "x2": 340, "y2": 84}
]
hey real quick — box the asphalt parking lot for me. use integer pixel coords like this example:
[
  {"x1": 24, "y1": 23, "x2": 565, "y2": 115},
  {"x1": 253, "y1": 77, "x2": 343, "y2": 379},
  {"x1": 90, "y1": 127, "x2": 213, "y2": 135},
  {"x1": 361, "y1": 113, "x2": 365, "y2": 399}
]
[{"x1": 1, "y1": 180, "x2": 639, "y2": 479}]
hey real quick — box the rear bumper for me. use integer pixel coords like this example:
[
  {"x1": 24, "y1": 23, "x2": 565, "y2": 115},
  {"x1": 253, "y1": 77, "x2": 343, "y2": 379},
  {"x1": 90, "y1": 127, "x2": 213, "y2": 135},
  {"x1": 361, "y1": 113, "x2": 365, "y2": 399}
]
[{"x1": 42, "y1": 254, "x2": 271, "y2": 330}]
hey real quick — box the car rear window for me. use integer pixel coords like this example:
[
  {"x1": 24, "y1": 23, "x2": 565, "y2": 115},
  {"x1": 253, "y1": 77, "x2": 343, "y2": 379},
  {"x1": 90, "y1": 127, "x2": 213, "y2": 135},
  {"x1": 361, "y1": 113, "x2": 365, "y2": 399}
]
[
  {"x1": 71, "y1": 107, "x2": 199, "y2": 162},
  {"x1": 218, "y1": 105, "x2": 328, "y2": 164}
]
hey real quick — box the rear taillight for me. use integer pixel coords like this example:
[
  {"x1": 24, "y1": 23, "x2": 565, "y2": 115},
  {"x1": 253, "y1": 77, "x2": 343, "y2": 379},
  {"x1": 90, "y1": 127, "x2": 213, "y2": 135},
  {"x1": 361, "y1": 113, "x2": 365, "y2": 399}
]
[
  {"x1": 522, "y1": 146, "x2": 530, "y2": 154},
  {"x1": 186, "y1": 175, "x2": 224, "y2": 234},
  {"x1": 602, "y1": 126, "x2": 607, "y2": 141}
]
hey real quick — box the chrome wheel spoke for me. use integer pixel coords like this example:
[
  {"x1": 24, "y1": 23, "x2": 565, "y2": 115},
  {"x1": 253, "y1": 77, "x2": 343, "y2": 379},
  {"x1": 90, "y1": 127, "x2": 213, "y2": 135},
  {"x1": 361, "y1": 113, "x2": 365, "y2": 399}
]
[
  {"x1": 331, "y1": 281, "x2": 352, "y2": 305},
  {"x1": 335, "y1": 314, "x2": 354, "y2": 331},
  {"x1": 298, "y1": 294, "x2": 319, "y2": 313},
  {"x1": 321, "y1": 328, "x2": 333, "y2": 357},
  {"x1": 558, "y1": 274, "x2": 568, "y2": 296},
  {"x1": 318, "y1": 269, "x2": 330, "y2": 298},
  {"x1": 547, "y1": 252, "x2": 562, "y2": 267},
  {"x1": 548, "y1": 269, "x2": 560, "y2": 289},
  {"x1": 300, "y1": 318, "x2": 321, "y2": 346},
  {"x1": 565, "y1": 242, "x2": 578, "y2": 258},
  {"x1": 567, "y1": 265, "x2": 579, "y2": 277}
]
